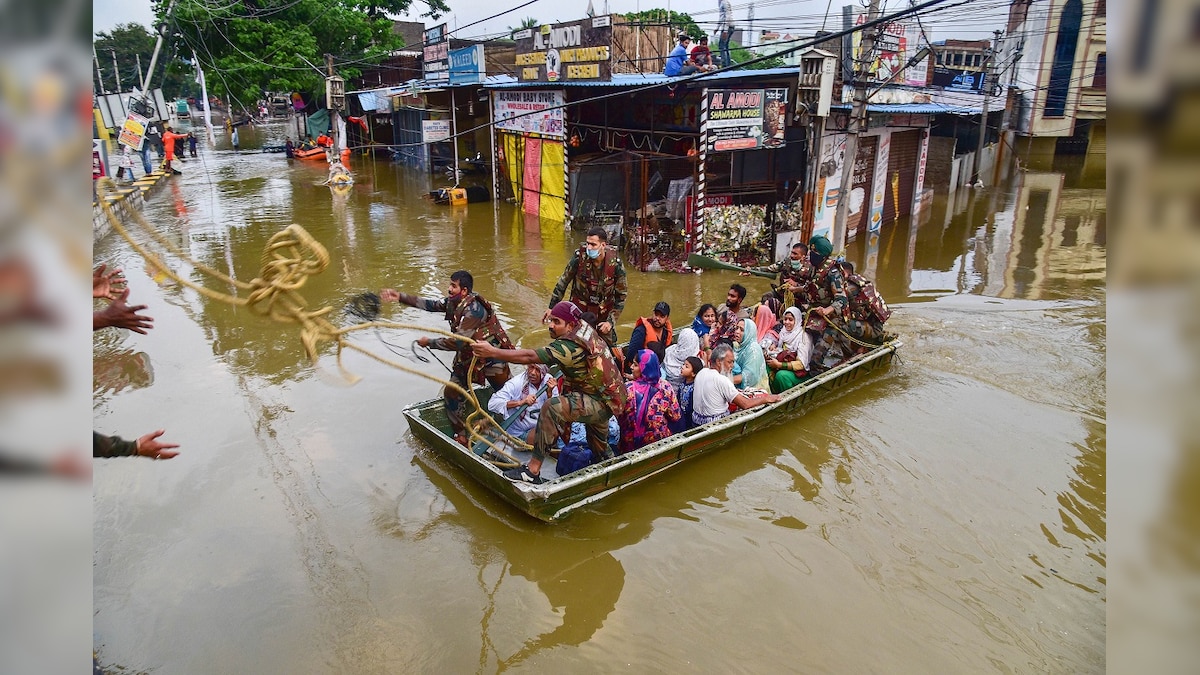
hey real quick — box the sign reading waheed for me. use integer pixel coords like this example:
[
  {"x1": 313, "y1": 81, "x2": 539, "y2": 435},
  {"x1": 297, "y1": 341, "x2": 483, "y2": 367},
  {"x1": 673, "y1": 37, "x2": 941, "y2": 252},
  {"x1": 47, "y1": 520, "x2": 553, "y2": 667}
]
[{"x1": 513, "y1": 16, "x2": 612, "y2": 83}]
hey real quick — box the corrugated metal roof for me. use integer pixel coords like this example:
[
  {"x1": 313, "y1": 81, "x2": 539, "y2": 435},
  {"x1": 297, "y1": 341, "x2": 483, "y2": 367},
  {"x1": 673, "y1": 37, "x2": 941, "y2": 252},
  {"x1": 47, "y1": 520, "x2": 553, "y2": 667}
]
[
  {"x1": 830, "y1": 102, "x2": 983, "y2": 115},
  {"x1": 484, "y1": 66, "x2": 804, "y2": 88}
]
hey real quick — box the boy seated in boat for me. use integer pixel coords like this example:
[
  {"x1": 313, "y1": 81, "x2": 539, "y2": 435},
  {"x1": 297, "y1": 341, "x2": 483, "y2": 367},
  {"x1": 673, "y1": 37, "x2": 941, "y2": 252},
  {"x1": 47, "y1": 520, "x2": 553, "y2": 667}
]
[{"x1": 691, "y1": 344, "x2": 778, "y2": 427}]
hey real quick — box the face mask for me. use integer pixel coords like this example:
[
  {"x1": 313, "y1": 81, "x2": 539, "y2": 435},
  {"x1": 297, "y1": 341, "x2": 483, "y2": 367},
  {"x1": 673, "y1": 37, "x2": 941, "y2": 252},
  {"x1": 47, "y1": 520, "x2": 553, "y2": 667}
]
[
  {"x1": 789, "y1": 259, "x2": 802, "y2": 270},
  {"x1": 809, "y1": 251, "x2": 823, "y2": 266},
  {"x1": 586, "y1": 247, "x2": 601, "y2": 260}
]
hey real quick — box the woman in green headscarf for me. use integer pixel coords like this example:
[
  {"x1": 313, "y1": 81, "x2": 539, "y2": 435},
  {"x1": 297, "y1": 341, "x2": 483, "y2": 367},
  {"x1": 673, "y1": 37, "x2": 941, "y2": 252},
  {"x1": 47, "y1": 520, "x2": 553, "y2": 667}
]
[{"x1": 731, "y1": 318, "x2": 770, "y2": 391}]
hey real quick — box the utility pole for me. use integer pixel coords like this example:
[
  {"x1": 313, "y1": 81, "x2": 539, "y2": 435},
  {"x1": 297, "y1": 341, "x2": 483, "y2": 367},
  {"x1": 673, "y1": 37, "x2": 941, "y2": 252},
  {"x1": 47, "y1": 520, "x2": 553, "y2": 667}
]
[
  {"x1": 136, "y1": 54, "x2": 145, "y2": 87},
  {"x1": 111, "y1": 50, "x2": 122, "y2": 93},
  {"x1": 995, "y1": 29, "x2": 1021, "y2": 178},
  {"x1": 831, "y1": 0, "x2": 879, "y2": 254},
  {"x1": 93, "y1": 45, "x2": 108, "y2": 95},
  {"x1": 141, "y1": 0, "x2": 178, "y2": 94},
  {"x1": 194, "y1": 49, "x2": 216, "y2": 146},
  {"x1": 324, "y1": 53, "x2": 346, "y2": 163},
  {"x1": 972, "y1": 29, "x2": 1002, "y2": 185}
]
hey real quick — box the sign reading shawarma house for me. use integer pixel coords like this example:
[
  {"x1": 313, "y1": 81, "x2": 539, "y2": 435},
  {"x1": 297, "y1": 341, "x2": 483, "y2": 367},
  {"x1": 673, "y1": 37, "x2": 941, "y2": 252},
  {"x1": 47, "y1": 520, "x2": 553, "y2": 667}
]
[
  {"x1": 423, "y1": 23, "x2": 449, "y2": 83},
  {"x1": 513, "y1": 15, "x2": 612, "y2": 83}
]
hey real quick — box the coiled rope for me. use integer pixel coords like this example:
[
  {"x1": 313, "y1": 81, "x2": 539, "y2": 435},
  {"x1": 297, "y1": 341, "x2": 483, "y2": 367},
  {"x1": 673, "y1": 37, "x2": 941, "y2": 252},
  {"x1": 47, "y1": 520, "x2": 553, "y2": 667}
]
[{"x1": 95, "y1": 178, "x2": 532, "y2": 459}]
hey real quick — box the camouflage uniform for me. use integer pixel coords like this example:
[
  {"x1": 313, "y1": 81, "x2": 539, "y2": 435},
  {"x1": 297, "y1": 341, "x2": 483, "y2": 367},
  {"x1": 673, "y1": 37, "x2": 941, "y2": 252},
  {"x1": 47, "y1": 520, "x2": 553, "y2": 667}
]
[
  {"x1": 753, "y1": 256, "x2": 813, "y2": 307},
  {"x1": 548, "y1": 245, "x2": 628, "y2": 346},
  {"x1": 533, "y1": 321, "x2": 627, "y2": 464},
  {"x1": 399, "y1": 291, "x2": 513, "y2": 440},
  {"x1": 807, "y1": 265, "x2": 890, "y2": 372}
]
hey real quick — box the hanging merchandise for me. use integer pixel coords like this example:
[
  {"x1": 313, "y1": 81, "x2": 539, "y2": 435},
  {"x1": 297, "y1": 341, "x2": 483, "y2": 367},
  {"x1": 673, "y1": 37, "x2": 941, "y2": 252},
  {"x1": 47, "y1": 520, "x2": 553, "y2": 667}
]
[{"x1": 701, "y1": 204, "x2": 767, "y2": 253}]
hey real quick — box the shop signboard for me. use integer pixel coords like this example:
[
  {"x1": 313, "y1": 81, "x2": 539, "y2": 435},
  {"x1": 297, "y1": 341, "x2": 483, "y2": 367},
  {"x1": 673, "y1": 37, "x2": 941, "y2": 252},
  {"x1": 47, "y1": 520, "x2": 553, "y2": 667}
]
[
  {"x1": 843, "y1": 7, "x2": 927, "y2": 86},
  {"x1": 704, "y1": 88, "x2": 788, "y2": 152},
  {"x1": 493, "y1": 90, "x2": 565, "y2": 138},
  {"x1": 422, "y1": 119, "x2": 451, "y2": 143},
  {"x1": 117, "y1": 110, "x2": 150, "y2": 151},
  {"x1": 449, "y1": 45, "x2": 485, "y2": 85},
  {"x1": 931, "y1": 67, "x2": 987, "y2": 92},
  {"x1": 513, "y1": 15, "x2": 612, "y2": 83},
  {"x1": 423, "y1": 24, "x2": 449, "y2": 84}
]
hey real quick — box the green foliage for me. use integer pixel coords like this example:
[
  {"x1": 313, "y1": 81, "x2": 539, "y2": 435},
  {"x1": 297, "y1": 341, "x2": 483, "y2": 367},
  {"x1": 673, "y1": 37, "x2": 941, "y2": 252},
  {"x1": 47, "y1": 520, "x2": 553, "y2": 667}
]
[
  {"x1": 508, "y1": 17, "x2": 539, "y2": 36},
  {"x1": 128, "y1": 0, "x2": 442, "y2": 111},
  {"x1": 622, "y1": 10, "x2": 704, "y2": 40},
  {"x1": 728, "y1": 42, "x2": 787, "y2": 70},
  {"x1": 93, "y1": 23, "x2": 192, "y2": 97}
]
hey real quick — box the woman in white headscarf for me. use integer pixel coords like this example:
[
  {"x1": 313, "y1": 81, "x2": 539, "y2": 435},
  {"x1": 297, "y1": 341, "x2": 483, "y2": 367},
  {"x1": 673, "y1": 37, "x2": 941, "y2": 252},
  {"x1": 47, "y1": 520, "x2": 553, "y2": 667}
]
[
  {"x1": 661, "y1": 326, "x2": 701, "y2": 390},
  {"x1": 766, "y1": 306, "x2": 814, "y2": 393},
  {"x1": 731, "y1": 318, "x2": 770, "y2": 391}
]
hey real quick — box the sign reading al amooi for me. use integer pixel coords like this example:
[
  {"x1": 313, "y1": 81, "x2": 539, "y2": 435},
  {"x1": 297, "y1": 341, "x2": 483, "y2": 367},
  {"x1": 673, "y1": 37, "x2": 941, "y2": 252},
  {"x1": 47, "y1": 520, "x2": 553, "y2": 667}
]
[
  {"x1": 704, "y1": 88, "x2": 788, "y2": 152},
  {"x1": 513, "y1": 16, "x2": 612, "y2": 83}
]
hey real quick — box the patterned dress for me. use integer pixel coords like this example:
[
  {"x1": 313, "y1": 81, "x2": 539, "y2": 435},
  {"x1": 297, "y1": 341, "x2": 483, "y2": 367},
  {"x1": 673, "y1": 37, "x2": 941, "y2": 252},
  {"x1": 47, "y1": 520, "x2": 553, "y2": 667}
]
[{"x1": 619, "y1": 380, "x2": 681, "y2": 453}]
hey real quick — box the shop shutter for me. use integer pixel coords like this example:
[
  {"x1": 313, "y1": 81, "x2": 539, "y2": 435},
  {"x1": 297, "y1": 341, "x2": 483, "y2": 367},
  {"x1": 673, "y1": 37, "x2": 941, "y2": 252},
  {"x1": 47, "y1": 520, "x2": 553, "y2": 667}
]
[
  {"x1": 848, "y1": 136, "x2": 876, "y2": 238},
  {"x1": 884, "y1": 130, "x2": 920, "y2": 223}
]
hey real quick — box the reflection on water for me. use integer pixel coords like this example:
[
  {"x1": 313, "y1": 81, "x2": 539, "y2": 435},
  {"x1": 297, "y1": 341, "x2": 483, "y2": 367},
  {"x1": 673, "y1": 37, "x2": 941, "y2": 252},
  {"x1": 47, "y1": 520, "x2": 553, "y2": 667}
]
[{"x1": 93, "y1": 122, "x2": 1106, "y2": 673}]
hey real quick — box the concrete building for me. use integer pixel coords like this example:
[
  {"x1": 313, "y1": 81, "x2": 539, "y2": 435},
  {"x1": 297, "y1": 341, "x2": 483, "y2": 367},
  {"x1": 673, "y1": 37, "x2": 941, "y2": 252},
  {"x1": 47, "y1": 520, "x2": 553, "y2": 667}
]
[{"x1": 1004, "y1": 0, "x2": 1106, "y2": 160}]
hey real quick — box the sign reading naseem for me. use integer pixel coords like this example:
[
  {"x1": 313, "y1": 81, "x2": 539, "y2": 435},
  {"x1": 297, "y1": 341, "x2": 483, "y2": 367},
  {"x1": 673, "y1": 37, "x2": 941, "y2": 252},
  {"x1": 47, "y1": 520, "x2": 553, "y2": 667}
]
[{"x1": 513, "y1": 16, "x2": 612, "y2": 83}]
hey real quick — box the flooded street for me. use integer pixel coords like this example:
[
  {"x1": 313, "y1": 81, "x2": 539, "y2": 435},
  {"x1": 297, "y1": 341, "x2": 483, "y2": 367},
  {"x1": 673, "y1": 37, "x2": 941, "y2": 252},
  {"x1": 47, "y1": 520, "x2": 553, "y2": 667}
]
[{"x1": 93, "y1": 121, "x2": 1105, "y2": 672}]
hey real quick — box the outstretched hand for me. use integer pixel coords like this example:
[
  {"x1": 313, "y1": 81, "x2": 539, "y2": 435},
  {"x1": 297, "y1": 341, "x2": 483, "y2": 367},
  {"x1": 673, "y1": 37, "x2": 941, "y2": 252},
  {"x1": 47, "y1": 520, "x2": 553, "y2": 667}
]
[
  {"x1": 92, "y1": 264, "x2": 127, "y2": 300},
  {"x1": 93, "y1": 288, "x2": 154, "y2": 334},
  {"x1": 135, "y1": 429, "x2": 180, "y2": 460},
  {"x1": 379, "y1": 288, "x2": 400, "y2": 303}
]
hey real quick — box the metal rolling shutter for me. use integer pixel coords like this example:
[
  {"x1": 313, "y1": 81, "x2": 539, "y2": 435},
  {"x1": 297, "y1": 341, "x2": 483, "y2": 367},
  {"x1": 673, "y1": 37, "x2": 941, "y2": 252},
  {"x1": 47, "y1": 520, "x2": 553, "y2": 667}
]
[{"x1": 884, "y1": 130, "x2": 920, "y2": 223}]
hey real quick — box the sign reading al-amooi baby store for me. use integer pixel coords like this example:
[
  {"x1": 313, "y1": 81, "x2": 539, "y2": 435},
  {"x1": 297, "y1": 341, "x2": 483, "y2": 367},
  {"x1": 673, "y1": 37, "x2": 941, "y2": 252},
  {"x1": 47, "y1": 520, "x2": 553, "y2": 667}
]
[{"x1": 513, "y1": 15, "x2": 612, "y2": 83}]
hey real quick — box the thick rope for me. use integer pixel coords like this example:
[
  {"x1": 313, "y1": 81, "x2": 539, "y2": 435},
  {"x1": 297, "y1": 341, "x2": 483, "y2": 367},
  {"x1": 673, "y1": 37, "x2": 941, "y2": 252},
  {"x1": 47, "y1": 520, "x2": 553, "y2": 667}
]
[{"x1": 95, "y1": 178, "x2": 532, "y2": 457}]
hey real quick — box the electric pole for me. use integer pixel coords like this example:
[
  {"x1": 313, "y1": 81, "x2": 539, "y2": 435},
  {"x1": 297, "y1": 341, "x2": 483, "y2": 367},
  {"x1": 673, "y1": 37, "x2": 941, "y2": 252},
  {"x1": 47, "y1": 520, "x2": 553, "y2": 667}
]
[
  {"x1": 93, "y1": 45, "x2": 108, "y2": 95},
  {"x1": 324, "y1": 53, "x2": 345, "y2": 163},
  {"x1": 111, "y1": 50, "x2": 122, "y2": 93},
  {"x1": 972, "y1": 29, "x2": 1002, "y2": 185},
  {"x1": 831, "y1": 0, "x2": 880, "y2": 254}
]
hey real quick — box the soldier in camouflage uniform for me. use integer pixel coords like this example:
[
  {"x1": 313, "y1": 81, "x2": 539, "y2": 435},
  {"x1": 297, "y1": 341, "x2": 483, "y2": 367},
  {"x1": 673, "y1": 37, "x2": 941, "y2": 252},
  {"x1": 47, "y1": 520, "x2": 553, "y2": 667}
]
[
  {"x1": 743, "y1": 241, "x2": 812, "y2": 306},
  {"x1": 809, "y1": 260, "x2": 892, "y2": 366},
  {"x1": 473, "y1": 301, "x2": 627, "y2": 484},
  {"x1": 801, "y1": 235, "x2": 874, "y2": 373},
  {"x1": 381, "y1": 270, "x2": 513, "y2": 446},
  {"x1": 545, "y1": 226, "x2": 628, "y2": 347}
]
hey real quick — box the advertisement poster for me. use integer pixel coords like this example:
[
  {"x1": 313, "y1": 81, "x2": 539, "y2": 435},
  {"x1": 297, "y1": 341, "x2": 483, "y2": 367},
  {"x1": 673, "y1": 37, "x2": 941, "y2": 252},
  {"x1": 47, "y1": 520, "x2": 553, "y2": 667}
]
[
  {"x1": 493, "y1": 90, "x2": 565, "y2": 138},
  {"x1": 705, "y1": 89, "x2": 771, "y2": 152},
  {"x1": 422, "y1": 119, "x2": 451, "y2": 143},
  {"x1": 117, "y1": 111, "x2": 149, "y2": 151},
  {"x1": 844, "y1": 7, "x2": 927, "y2": 86},
  {"x1": 513, "y1": 16, "x2": 612, "y2": 83},
  {"x1": 449, "y1": 45, "x2": 485, "y2": 85},
  {"x1": 868, "y1": 132, "x2": 890, "y2": 233},
  {"x1": 931, "y1": 67, "x2": 987, "y2": 92},
  {"x1": 423, "y1": 24, "x2": 449, "y2": 83},
  {"x1": 812, "y1": 132, "x2": 846, "y2": 238}
]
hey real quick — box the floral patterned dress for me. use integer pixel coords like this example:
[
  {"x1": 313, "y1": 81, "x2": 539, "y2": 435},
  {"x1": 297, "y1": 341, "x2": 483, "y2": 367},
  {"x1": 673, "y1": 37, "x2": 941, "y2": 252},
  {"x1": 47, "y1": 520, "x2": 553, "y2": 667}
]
[{"x1": 618, "y1": 380, "x2": 681, "y2": 454}]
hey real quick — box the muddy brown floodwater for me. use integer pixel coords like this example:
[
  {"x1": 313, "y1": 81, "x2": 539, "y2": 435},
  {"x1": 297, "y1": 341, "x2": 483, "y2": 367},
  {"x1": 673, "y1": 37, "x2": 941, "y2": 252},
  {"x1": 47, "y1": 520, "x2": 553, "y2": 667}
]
[{"x1": 94, "y1": 121, "x2": 1105, "y2": 673}]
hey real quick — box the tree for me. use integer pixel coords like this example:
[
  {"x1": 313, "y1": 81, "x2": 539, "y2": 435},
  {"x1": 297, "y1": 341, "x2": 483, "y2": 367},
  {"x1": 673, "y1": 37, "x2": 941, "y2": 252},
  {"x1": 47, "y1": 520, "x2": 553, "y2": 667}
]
[
  {"x1": 728, "y1": 42, "x2": 787, "y2": 70},
  {"x1": 151, "y1": 0, "x2": 447, "y2": 112},
  {"x1": 507, "y1": 17, "x2": 538, "y2": 37},
  {"x1": 622, "y1": 10, "x2": 703, "y2": 40},
  {"x1": 93, "y1": 23, "x2": 192, "y2": 97}
]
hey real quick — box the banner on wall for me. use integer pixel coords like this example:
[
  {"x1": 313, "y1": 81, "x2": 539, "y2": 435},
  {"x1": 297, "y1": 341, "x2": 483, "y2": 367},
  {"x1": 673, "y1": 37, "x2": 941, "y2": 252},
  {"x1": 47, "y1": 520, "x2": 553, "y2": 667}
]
[
  {"x1": 812, "y1": 132, "x2": 847, "y2": 238},
  {"x1": 843, "y1": 6, "x2": 928, "y2": 86},
  {"x1": 704, "y1": 88, "x2": 788, "y2": 152},
  {"x1": 494, "y1": 90, "x2": 565, "y2": 138},
  {"x1": 513, "y1": 15, "x2": 613, "y2": 83}
]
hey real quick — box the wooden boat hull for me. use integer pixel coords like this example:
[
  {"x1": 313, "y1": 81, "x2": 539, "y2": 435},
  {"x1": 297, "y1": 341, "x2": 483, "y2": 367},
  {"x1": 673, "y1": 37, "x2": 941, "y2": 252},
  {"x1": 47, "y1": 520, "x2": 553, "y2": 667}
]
[{"x1": 403, "y1": 339, "x2": 900, "y2": 521}]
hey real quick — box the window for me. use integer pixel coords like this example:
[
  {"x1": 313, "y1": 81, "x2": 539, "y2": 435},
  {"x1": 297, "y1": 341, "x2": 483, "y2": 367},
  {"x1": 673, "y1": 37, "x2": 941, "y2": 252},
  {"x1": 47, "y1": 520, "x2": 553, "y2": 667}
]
[
  {"x1": 1045, "y1": 0, "x2": 1083, "y2": 116},
  {"x1": 1092, "y1": 53, "x2": 1107, "y2": 88},
  {"x1": 953, "y1": 53, "x2": 963, "y2": 66}
]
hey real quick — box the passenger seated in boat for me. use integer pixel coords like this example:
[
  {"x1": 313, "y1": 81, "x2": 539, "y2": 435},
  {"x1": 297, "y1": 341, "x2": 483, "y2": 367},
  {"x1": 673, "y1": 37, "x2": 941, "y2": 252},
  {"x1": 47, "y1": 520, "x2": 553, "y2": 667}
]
[
  {"x1": 623, "y1": 301, "x2": 672, "y2": 375},
  {"x1": 731, "y1": 318, "x2": 770, "y2": 391},
  {"x1": 618, "y1": 350, "x2": 680, "y2": 453},
  {"x1": 668, "y1": 356, "x2": 705, "y2": 434},
  {"x1": 662, "y1": 303, "x2": 715, "y2": 388},
  {"x1": 487, "y1": 363, "x2": 558, "y2": 445},
  {"x1": 712, "y1": 284, "x2": 749, "y2": 344},
  {"x1": 691, "y1": 344, "x2": 779, "y2": 427},
  {"x1": 470, "y1": 301, "x2": 626, "y2": 484},
  {"x1": 753, "y1": 295, "x2": 782, "y2": 347},
  {"x1": 765, "y1": 307, "x2": 813, "y2": 393}
]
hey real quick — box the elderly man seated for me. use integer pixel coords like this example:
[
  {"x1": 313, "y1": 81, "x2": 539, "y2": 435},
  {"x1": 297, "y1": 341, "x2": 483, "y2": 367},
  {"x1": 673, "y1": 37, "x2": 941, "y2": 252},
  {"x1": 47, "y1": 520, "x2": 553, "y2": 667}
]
[
  {"x1": 487, "y1": 363, "x2": 558, "y2": 445},
  {"x1": 691, "y1": 343, "x2": 780, "y2": 427}
]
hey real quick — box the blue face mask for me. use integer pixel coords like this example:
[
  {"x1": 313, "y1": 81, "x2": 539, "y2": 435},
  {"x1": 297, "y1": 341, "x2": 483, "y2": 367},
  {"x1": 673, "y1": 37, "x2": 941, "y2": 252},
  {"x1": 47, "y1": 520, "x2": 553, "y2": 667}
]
[
  {"x1": 586, "y1": 247, "x2": 601, "y2": 260},
  {"x1": 809, "y1": 251, "x2": 823, "y2": 266}
]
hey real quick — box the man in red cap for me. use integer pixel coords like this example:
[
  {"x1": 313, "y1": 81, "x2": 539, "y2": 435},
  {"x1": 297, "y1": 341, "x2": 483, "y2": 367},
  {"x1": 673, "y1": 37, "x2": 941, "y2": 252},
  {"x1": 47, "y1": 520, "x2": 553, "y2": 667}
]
[{"x1": 472, "y1": 301, "x2": 627, "y2": 483}]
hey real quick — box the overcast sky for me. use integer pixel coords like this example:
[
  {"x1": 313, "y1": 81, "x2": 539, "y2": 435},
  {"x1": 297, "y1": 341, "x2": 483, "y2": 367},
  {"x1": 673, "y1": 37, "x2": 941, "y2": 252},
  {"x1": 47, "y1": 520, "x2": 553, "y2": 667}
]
[{"x1": 93, "y1": 0, "x2": 1008, "y2": 45}]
